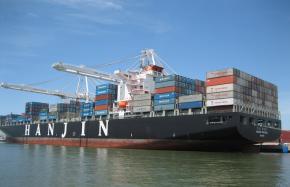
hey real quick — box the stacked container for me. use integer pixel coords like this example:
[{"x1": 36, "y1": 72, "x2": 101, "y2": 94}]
[
  {"x1": 178, "y1": 94, "x2": 203, "y2": 110},
  {"x1": 81, "y1": 102, "x2": 94, "y2": 117},
  {"x1": 132, "y1": 94, "x2": 152, "y2": 113},
  {"x1": 25, "y1": 102, "x2": 49, "y2": 121},
  {"x1": 49, "y1": 104, "x2": 57, "y2": 113},
  {"x1": 39, "y1": 110, "x2": 48, "y2": 122},
  {"x1": 94, "y1": 84, "x2": 118, "y2": 116},
  {"x1": 154, "y1": 74, "x2": 205, "y2": 111},
  {"x1": 205, "y1": 68, "x2": 278, "y2": 114},
  {"x1": 15, "y1": 115, "x2": 29, "y2": 124}
]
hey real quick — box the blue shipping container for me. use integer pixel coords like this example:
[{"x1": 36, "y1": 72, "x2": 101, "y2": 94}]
[
  {"x1": 81, "y1": 111, "x2": 94, "y2": 117},
  {"x1": 155, "y1": 74, "x2": 180, "y2": 83},
  {"x1": 178, "y1": 101, "x2": 203, "y2": 109},
  {"x1": 96, "y1": 89, "x2": 116, "y2": 96},
  {"x1": 96, "y1": 84, "x2": 117, "y2": 91},
  {"x1": 39, "y1": 112, "x2": 48, "y2": 116},
  {"x1": 95, "y1": 110, "x2": 108, "y2": 116},
  {"x1": 154, "y1": 98, "x2": 176, "y2": 105},
  {"x1": 39, "y1": 116, "x2": 47, "y2": 120},
  {"x1": 82, "y1": 102, "x2": 94, "y2": 108},
  {"x1": 154, "y1": 92, "x2": 178, "y2": 100},
  {"x1": 154, "y1": 104, "x2": 175, "y2": 111},
  {"x1": 81, "y1": 108, "x2": 94, "y2": 113},
  {"x1": 95, "y1": 99, "x2": 112, "y2": 106},
  {"x1": 48, "y1": 115, "x2": 57, "y2": 120}
]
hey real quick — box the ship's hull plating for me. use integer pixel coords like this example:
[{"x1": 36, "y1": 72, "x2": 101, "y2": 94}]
[{"x1": 0, "y1": 113, "x2": 281, "y2": 151}]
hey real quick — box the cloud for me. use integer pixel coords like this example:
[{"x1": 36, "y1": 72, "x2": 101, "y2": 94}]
[{"x1": 47, "y1": 0, "x2": 123, "y2": 10}]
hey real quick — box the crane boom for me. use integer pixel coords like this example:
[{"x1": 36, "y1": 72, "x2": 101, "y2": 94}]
[
  {"x1": 52, "y1": 62, "x2": 121, "y2": 84},
  {"x1": 0, "y1": 82, "x2": 86, "y2": 100}
]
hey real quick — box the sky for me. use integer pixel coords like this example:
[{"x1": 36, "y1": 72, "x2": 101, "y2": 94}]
[{"x1": 0, "y1": 0, "x2": 290, "y2": 128}]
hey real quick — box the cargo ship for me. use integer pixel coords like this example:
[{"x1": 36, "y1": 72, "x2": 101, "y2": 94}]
[{"x1": 0, "y1": 49, "x2": 281, "y2": 151}]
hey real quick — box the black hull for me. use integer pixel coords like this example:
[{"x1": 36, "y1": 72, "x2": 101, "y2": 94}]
[{"x1": 0, "y1": 112, "x2": 281, "y2": 151}]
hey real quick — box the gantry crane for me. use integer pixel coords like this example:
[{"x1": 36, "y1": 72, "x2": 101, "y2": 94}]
[{"x1": 0, "y1": 82, "x2": 89, "y2": 101}]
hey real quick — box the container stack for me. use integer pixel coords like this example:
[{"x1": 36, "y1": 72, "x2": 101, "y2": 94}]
[
  {"x1": 5, "y1": 114, "x2": 22, "y2": 125},
  {"x1": 39, "y1": 110, "x2": 48, "y2": 122},
  {"x1": 178, "y1": 94, "x2": 204, "y2": 110},
  {"x1": 25, "y1": 102, "x2": 49, "y2": 121},
  {"x1": 81, "y1": 102, "x2": 94, "y2": 118},
  {"x1": 94, "y1": 84, "x2": 118, "y2": 116},
  {"x1": 154, "y1": 74, "x2": 205, "y2": 112},
  {"x1": 132, "y1": 94, "x2": 152, "y2": 113},
  {"x1": 48, "y1": 113, "x2": 57, "y2": 122},
  {"x1": 15, "y1": 115, "x2": 30, "y2": 124},
  {"x1": 205, "y1": 68, "x2": 278, "y2": 115}
]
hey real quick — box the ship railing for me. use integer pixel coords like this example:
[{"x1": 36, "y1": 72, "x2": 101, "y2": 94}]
[{"x1": 233, "y1": 104, "x2": 280, "y2": 120}]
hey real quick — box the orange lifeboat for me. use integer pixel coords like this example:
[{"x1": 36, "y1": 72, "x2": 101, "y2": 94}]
[{"x1": 118, "y1": 101, "x2": 128, "y2": 109}]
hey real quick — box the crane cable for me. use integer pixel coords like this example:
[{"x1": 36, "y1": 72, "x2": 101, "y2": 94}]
[{"x1": 92, "y1": 54, "x2": 142, "y2": 69}]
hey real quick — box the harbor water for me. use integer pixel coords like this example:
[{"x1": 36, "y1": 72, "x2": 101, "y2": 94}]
[{"x1": 0, "y1": 142, "x2": 290, "y2": 187}]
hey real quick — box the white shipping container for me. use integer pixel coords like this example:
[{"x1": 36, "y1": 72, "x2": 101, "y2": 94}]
[
  {"x1": 206, "y1": 91, "x2": 235, "y2": 100},
  {"x1": 206, "y1": 68, "x2": 234, "y2": 79},
  {"x1": 206, "y1": 84, "x2": 235, "y2": 93},
  {"x1": 131, "y1": 100, "x2": 152, "y2": 107},
  {"x1": 132, "y1": 106, "x2": 152, "y2": 113},
  {"x1": 133, "y1": 94, "x2": 152, "y2": 101},
  {"x1": 206, "y1": 98, "x2": 239, "y2": 107},
  {"x1": 178, "y1": 94, "x2": 203, "y2": 103},
  {"x1": 49, "y1": 104, "x2": 57, "y2": 112}
]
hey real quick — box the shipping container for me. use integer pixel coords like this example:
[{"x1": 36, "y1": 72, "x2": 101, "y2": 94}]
[
  {"x1": 96, "y1": 84, "x2": 117, "y2": 90},
  {"x1": 178, "y1": 101, "x2": 203, "y2": 109},
  {"x1": 154, "y1": 104, "x2": 175, "y2": 111},
  {"x1": 206, "y1": 84, "x2": 236, "y2": 94},
  {"x1": 95, "y1": 94, "x2": 115, "y2": 101},
  {"x1": 95, "y1": 99, "x2": 112, "y2": 106},
  {"x1": 155, "y1": 86, "x2": 181, "y2": 94},
  {"x1": 154, "y1": 92, "x2": 178, "y2": 100},
  {"x1": 206, "y1": 68, "x2": 236, "y2": 79},
  {"x1": 206, "y1": 91, "x2": 237, "y2": 100},
  {"x1": 155, "y1": 74, "x2": 180, "y2": 83},
  {"x1": 206, "y1": 98, "x2": 240, "y2": 107},
  {"x1": 132, "y1": 106, "x2": 152, "y2": 113},
  {"x1": 81, "y1": 111, "x2": 94, "y2": 117},
  {"x1": 49, "y1": 104, "x2": 57, "y2": 113},
  {"x1": 95, "y1": 105, "x2": 111, "y2": 111},
  {"x1": 95, "y1": 110, "x2": 108, "y2": 116},
  {"x1": 133, "y1": 94, "x2": 152, "y2": 101},
  {"x1": 154, "y1": 98, "x2": 176, "y2": 105},
  {"x1": 206, "y1": 76, "x2": 236, "y2": 87},
  {"x1": 178, "y1": 94, "x2": 203, "y2": 103},
  {"x1": 96, "y1": 89, "x2": 116, "y2": 96},
  {"x1": 131, "y1": 100, "x2": 152, "y2": 107},
  {"x1": 155, "y1": 81, "x2": 181, "y2": 89}
]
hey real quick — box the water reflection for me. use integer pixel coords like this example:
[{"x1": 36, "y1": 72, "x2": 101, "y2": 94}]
[{"x1": 0, "y1": 143, "x2": 289, "y2": 187}]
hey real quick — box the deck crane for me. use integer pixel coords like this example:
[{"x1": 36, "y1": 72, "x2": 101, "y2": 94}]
[
  {"x1": 0, "y1": 82, "x2": 89, "y2": 101},
  {"x1": 52, "y1": 49, "x2": 166, "y2": 103}
]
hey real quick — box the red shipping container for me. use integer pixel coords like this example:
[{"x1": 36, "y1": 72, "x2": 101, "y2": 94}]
[
  {"x1": 206, "y1": 76, "x2": 236, "y2": 87},
  {"x1": 95, "y1": 94, "x2": 112, "y2": 101},
  {"x1": 281, "y1": 130, "x2": 290, "y2": 143},
  {"x1": 94, "y1": 105, "x2": 111, "y2": 111},
  {"x1": 155, "y1": 86, "x2": 181, "y2": 94}
]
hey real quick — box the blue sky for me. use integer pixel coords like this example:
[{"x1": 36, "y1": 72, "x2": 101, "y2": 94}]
[{"x1": 0, "y1": 0, "x2": 290, "y2": 128}]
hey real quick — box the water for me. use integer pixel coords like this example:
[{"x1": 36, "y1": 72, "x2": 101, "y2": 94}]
[{"x1": 0, "y1": 142, "x2": 290, "y2": 187}]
